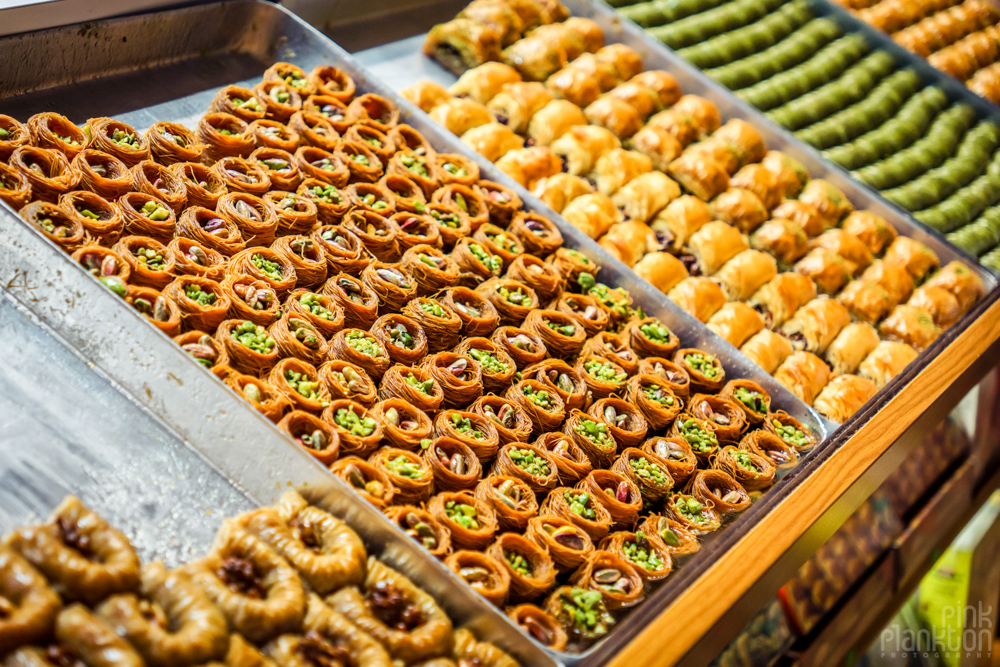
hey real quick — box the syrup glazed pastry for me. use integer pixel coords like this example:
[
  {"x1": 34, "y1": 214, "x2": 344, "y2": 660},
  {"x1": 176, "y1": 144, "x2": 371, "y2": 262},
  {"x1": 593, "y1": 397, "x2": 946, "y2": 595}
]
[{"x1": 0, "y1": 546, "x2": 62, "y2": 655}]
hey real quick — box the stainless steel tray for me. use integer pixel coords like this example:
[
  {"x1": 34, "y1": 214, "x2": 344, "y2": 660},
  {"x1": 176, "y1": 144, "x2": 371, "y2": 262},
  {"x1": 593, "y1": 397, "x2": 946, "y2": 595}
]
[{"x1": 0, "y1": 0, "x2": 838, "y2": 663}]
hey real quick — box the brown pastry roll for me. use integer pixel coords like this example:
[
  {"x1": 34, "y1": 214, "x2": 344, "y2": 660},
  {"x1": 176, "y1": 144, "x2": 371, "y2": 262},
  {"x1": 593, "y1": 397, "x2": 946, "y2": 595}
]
[
  {"x1": 393, "y1": 213, "x2": 443, "y2": 253},
  {"x1": 60, "y1": 190, "x2": 123, "y2": 244},
  {"x1": 793, "y1": 248, "x2": 855, "y2": 295},
  {"x1": 445, "y1": 286, "x2": 502, "y2": 337},
  {"x1": 399, "y1": 245, "x2": 460, "y2": 296},
  {"x1": 277, "y1": 410, "x2": 339, "y2": 464},
  {"x1": 328, "y1": 329, "x2": 390, "y2": 381},
  {"x1": 520, "y1": 309, "x2": 585, "y2": 360},
  {"x1": 707, "y1": 302, "x2": 766, "y2": 348},
  {"x1": 740, "y1": 429, "x2": 798, "y2": 469},
  {"x1": 664, "y1": 491, "x2": 721, "y2": 535},
  {"x1": 813, "y1": 374, "x2": 877, "y2": 422},
  {"x1": 86, "y1": 117, "x2": 151, "y2": 166},
  {"x1": 320, "y1": 360, "x2": 378, "y2": 407},
  {"x1": 492, "y1": 443, "x2": 561, "y2": 495},
  {"x1": 879, "y1": 304, "x2": 941, "y2": 350},
  {"x1": 273, "y1": 597, "x2": 390, "y2": 667},
  {"x1": 428, "y1": 97, "x2": 495, "y2": 139},
  {"x1": 322, "y1": 399, "x2": 383, "y2": 458},
  {"x1": 460, "y1": 122, "x2": 523, "y2": 162},
  {"x1": 294, "y1": 147, "x2": 348, "y2": 189},
  {"x1": 18, "y1": 200, "x2": 86, "y2": 252},
  {"x1": 637, "y1": 513, "x2": 700, "y2": 557},
  {"x1": 584, "y1": 95, "x2": 643, "y2": 139},
  {"x1": 761, "y1": 150, "x2": 809, "y2": 198},
  {"x1": 560, "y1": 193, "x2": 620, "y2": 239},
  {"x1": 580, "y1": 330, "x2": 638, "y2": 374},
  {"x1": 909, "y1": 286, "x2": 961, "y2": 329},
  {"x1": 687, "y1": 469, "x2": 750, "y2": 514},
  {"x1": 570, "y1": 551, "x2": 644, "y2": 610},
  {"x1": 27, "y1": 112, "x2": 87, "y2": 160},
  {"x1": 254, "y1": 81, "x2": 304, "y2": 122},
  {"x1": 535, "y1": 432, "x2": 593, "y2": 485},
  {"x1": 449, "y1": 62, "x2": 522, "y2": 105},
  {"x1": 574, "y1": 355, "x2": 628, "y2": 401},
  {"x1": 475, "y1": 476, "x2": 538, "y2": 532},
  {"x1": 600, "y1": 531, "x2": 672, "y2": 584},
  {"x1": 541, "y1": 487, "x2": 613, "y2": 543},
  {"x1": 799, "y1": 179, "x2": 853, "y2": 225},
  {"x1": 587, "y1": 398, "x2": 648, "y2": 450},
  {"x1": 308, "y1": 64, "x2": 355, "y2": 102},
  {"x1": 210, "y1": 85, "x2": 266, "y2": 124},
  {"x1": 552, "y1": 125, "x2": 622, "y2": 179},
  {"x1": 836, "y1": 280, "x2": 895, "y2": 325},
  {"x1": 772, "y1": 199, "x2": 827, "y2": 238},
  {"x1": 487, "y1": 534, "x2": 557, "y2": 604},
  {"x1": 924, "y1": 261, "x2": 984, "y2": 313},
  {"x1": 611, "y1": 448, "x2": 675, "y2": 505},
  {"x1": 780, "y1": 297, "x2": 851, "y2": 354},
  {"x1": 10, "y1": 146, "x2": 79, "y2": 202},
  {"x1": 289, "y1": 112, "x2": 340, "y2": 152},
  {"x1": 434, "y1": 409, "x2": 501, "y2": 461},
  {"x1": 607, "y1": 80, "x2": 662, "y2": 119},
  {"x1": 173, "y1": 162, "x2": 228, "y2": 210},
  {"x1": 814, "y1": 229, "x2": 874, "y2": 274},
  {"x1": 401, "y1": 297, "x2": 463, "y2": 354},
  {"x1": 563, "y1": 409, "x2": 618, "y2": 469},
  {"x1": 116, "y1": 192, "x2": 176, "y2": 242},
  {"x1": 248, "y1": 119, "x2": 300, "y2": 154},
  {"x1": 730, "y1": 164, "x2": 782, "y2": 212},
  {"x1": 825, "y1": 322, "x2": 881, "y2": 375},
  {"x1": 268, "y1": 357, "x2": 331, "y2": 413},
  {"x1": 625, "y1": 374, "x2": 683, "y2": 430},
  {"x1": 0, "y1": 114, "x2": 30, "y2": 160},
  {"x1": 381, "y1": 174, "x2": 427, "y2": 217},
  {"x1": 649, "y1": 194, "x2": 712, "y2": 252},
  {"x1": 422, "y1": 351, "x2": 485, "y2": 409},
  {"x1": 121, "y1": 285, "x2": 178, "y2": 335},
  {"x1": 590, "y1": 148, "x2": 652, "y2": 196},
  {"x1": 0, "y1": 546, "x2": 61, "y2": 655},
  {"x1": 453, "y1": 338, "x2": 516, "y2": 394},
  {"x1": 328, "y1": 558, "x2": 453, "y2": 664},
  {"x1": 628, "y1": 125, "x2": 683, "y2": 173},
  {"x1": 611, "y1": 171, "x2": 681, "y2": 224},
  {"x1": 716, "y1": 250, "x2": 779, "y2": 302},
  {"x1": 685, "y1": 220, "x2": 749, "y2": 275},
  {"x1": 631, "y1": 252, "x2": 689, "y2": 294},
  {"x1": 369, "y1": 398, "x2": 432, "y2": 452},
  {"x1": 648, "y1": 95, "x2": 721, "y2": 146},
  {"x1": 484, "y1": 81, "x2": 553, "y2": 134},
  {"x1": 862, "y1": 259, "x2": 916, "y2": 305},
  {"x1": 330, "y1": 457, "x2": 394, "y2": 509},
  {"x1": 472, "y1": 223, "x2": 524, "y2": 270},
  {"x1": 361, "y1": 262, "x2": 417, "y2": 314},
  {"x1": 423, "y1": 18, "x2": 504, "y2": 76},
  {"x1": 773, "y1": 351, "x2": 831, "y2": 405},
  {"x1": 718, "y1": 379, "x2": 769, "y2": 426},
  {"x1": 710, "y1": 187, "x2": 769, "y2": 233},
  {"x1": 841, "y1": 211, "x2": 897, "y2": 256},
  {"x1": 674, "y1": 348, "x2": 726, "y2": 394},
  {"x1": 162, "y1": 276, "x2": 229, "y2": 332},
  {"x1": 858, "y1": 340, "x2": 918, "y2": 389},
  {"x1": 222, "y1": 276, "x2": 280, "y2": 326},
  {"x1": 0, "y1": 162, "x2": 32, "y2": 210},
  {"x1": 424, "y1": 436, "x2": 483, "y2": 492},
  {"x1": 5, "y1": 497, "x2": 139, "y2": 606},
  {"x1": 445, "y1": 551, "x2": 510, "y2": 607},
  {"x1": 686, "y1": 394, "x2": 747, "y2": 446},
  {"x1": 470, "y1": 395, "x2": 532, "y2": 445},
  {"x1": 526, "y1": 515, "x2": 595, "y2": 576},
  {"x1": 667, "y1": 277, "x2": 726, "y2": 322},
  {"x1": 370, "y1": 447, "x2": 435, "y2": 505},
  {"x1": 547, "y1": 65, "x2": 602, "y2": 108},
  {"x1": 197, "y1": 113, "x2": 254, "y2": 162}
]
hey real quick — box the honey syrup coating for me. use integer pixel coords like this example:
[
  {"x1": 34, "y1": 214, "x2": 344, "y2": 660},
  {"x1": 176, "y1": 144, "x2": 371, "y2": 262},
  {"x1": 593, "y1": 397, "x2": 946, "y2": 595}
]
[{"x1": 0, "y1": 546, "x2": 62, "y2": 656}]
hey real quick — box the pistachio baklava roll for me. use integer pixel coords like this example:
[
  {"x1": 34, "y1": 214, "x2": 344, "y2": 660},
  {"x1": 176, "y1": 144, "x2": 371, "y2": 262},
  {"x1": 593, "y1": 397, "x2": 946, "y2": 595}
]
[
  {"x1": 309, "y1": 64, "x2": 355, "y2": 101},
  {"x1": 492, "y1": 326, "x2": 547, "y2": 368},
  {"x1": 0, "y1": 114, "x2": 30, "y2": 160},
  {"x1": 320, "y1": 360, "x2": 378, "y2": 408},
  {"x1": 60, "y1": 190, "x2": 124, "y2": 245},
  {"x1": 670, "y1": 416, "x2": 720, "y2": 466},
  {"x1": 637, "y1": 357, "x2": 691, "y2": 400},
  {"x1": 600, "y1": 531, "x2": 672, "y2": 584},
  {"x1": 612, "y1": 447, "x2": 674, "y2": 505},
  {"x1": 197, "y1": 113, "x2": 254, "y2": 162},
  {"x1": 625, "y1": 374, "x2": 683, "y2": 431},
  {"x1": 392, "y1": 213, "x2": 443, "y2": 253},
  {"x1": 637, "y1": 513, "x2": 700, "y2": 557},
  {"x1": 445, "y1": 551, "x2": 511, "y2": 607},
  {"x1": 524, "y1": 309, "x2": 587, "y2": 360},
  {"x1": 86, "y1": 117, "x2": 150, "y2": 166},
  {"x1": 400, "y1": 244, "x2": 460, "y2": 296},
  {"x1": 11, "y1": 146, "x2": 79, "y2": 202},
  {"x1": 561, "y1": 410, "x2": 616, "y2": 469},
  {"x1": 687, "y1": 469, "x2": 751, "y2": 515},
  {"x1": 131, "y1": 159, "x2": 187, "y2": 214},
  {"x1": 113, "y1": 235, "x2": 175, "y2": 289},
  {"x1": 435, "y1": 409, "x2": 500, "y2": 462},
  {"x1": 282, "y1": 289, "x2": 343, "y2": 339},
  {"x1": 378, "y1": 364, "x2": 444, "y2": 412},
  {"x1": 643, "y1": 436, "x2": 698, "y2": 487},
  {"x1": 225, "y1": 372, "x2": 289, "y2": 421},
  {"x1": 424, "y1": 436, "x2": 483, "y2": 492},
  {"x1": 674, "y1": 348, "x2": 725, "y2": 393},
  {"x1": 298, "y1": 179, "x2": 350, "y2": 224},
  {"x1": 370, "y1": 313, "x2": 428, "y2": 366},
  {"x1": 400, "y1": 297, "x2": 463, "y2": 354},
  {"x1": 455, "y1": 337, "x2": 517, "y2": 393},
  {"x1": 382, "y1": 174, "x2": 428, "y2": 217},
  {"x1": 71, "y1": 245, "x2": 130, "y2": 293},
  {"x1": 525, "y1": 514, "x2": 595, "y2": 578},
  {"x1": 163, "y1": 276, "x2": 230, "y2": 332},
  {"x1": 298, "y1": 146, "x2": 349, "y2": 188},
  {"x1": 508, "y1": 213, "x2": 563, "y2": 260},
  {"x1": 477, "y1": 277, "x2": 539, "y2": 326},
  {"x1": 313, "y1": 227, "x2": 367, "y2": 276},
  {"x1": 27, "y1": 112, "x2": 87, "y2": 160},
  {"x1": 451, "y1": 236, "x2": 503, "y2": 283},
  {"x1": 719, "y1": 379, "x2": 770, "y2": 426},
  {"x1": 248, "y1": 119, "x2": 301, "y2": 154},
  {"x1": 328, "y1": 328, "x2": 390, "y2": 381},
  {"x1": 587, "y1": 398, "x2": 648, "y2": 450},
  {"x1": 344, "y1": 124, "x2": 395, "y2": 165},
  {"x1": 331, "y1": 457, "x2": 394, "y2": 509},
  {"x1": 764, "y1": 410, "x2": 818, "y2": 451},
  {"x1": 370, "y1": 447, "x2": 435, "y2": 505},
  {"x1": 210, "y1": 85, "x2": 266, "y2": 123},
  {"x1": 173, "y1": 162, "x2": 227, "y2": 210},
  {"x1": 423, "y1": 351, "x2": 484, "y2": 409},
  {"x1": 504, "y1": 378, "x2": 567, "y2": 436},
  {"x1": 740, "y1": 429, "x2": 798, "y2": 470},
  {"x1": 370, "y1": 397, "x2": 433, "y2": 451},
  {"x1": 118, "y1": 192, "x2": 176, "y2": 242},
  {"x1": 268, "y1": 357, "x2": 330, "y2": 413},
  {"x1": 473, "y1": 223, "x2": 523, "y2": 270},
  {"x1": 543, "y1": 586, "x2": 615, "y2": 643},
  {"x1": 487, "y1": 534, "x2": 557, "y2": 603},
  {"x1": 493, "y1": 443, "x2": 560, "y2": 494},
  {"x1": 322, "y1": 273, "x2": 379, "y2": 330},
  {"x1": 277, "y1": 410, "x2": 339, "y2": 464},
  {"x1": 570, "y1": 551, "x2": 644, "y2": 611},
  {"x1": 0, "y1": 162, "x2": 32, "y2": 210},
  {"x1": 475, "y1": 475, "x2": 539, "y2": 532},
  {"x1": 581, "y1": 331, "x2": 638, "y2": 375},
  {"x1": 222, "y1": 275, "x2": 280, "y2": 326},
  {"x1": 323, "y1": 399, "x2": 383, "y2": 458},
  {"x1": 429, "y1": 491, "x2": 498, "y2": 551},
  {"x1": 7, "y1": 497, "x2": 141, "y2": 606},
  {"x1": 713, "y1": 446, "x2": 775, "y2": 492},
  {"x1": 577, "y1": 470, "x2": 642, "y2": 531},
  {"x1": 126, "y1": 285, "x2": 181, "y2": 336},
  {"x1": 554, "y1": 293, "x2": 610, "y2": 339},
  {"x1": 664, "y1": 492, "x2": 721, "y2": 535}
]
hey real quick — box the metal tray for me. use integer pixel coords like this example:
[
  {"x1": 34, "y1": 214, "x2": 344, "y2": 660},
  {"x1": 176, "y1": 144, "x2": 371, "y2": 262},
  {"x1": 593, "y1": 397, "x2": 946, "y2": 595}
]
[
  {"x1": 0, "y1": 0, "x2": 835, "y2": 663},
  {"x1": 596, "y1": 0, "x2": 1000, "y2": 265}
]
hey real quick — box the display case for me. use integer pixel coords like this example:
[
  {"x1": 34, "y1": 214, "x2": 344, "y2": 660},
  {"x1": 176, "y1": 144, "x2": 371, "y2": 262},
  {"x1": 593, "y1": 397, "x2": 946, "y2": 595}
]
[{"x1": 0, "y1": 0, "x2": 999, "y2": 665}]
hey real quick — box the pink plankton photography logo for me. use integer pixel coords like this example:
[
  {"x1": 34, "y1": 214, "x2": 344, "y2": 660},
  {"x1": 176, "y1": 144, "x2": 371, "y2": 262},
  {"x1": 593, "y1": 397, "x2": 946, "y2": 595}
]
[{"x1": 880, "y1": 603, "x2": 993, "y2": 660}]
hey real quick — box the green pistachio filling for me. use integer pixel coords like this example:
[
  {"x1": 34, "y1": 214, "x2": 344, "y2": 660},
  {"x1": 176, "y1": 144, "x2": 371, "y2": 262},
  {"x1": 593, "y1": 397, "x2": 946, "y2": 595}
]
[
  {"x1": 675, "y1": 495, "x2": 709, "y2": 524},
  {"x1": 678, "y1": 419, "x2": 718, "y2": 453},
  {"x1": 386, "y1": 323, "x2": 415, "y2": 349},
  {"x1": 489, "y1": 232, "x2": 517, "y2": 252},
  {"x1": 299, "y1": 293, "x2": 334, "y2": 320},
  {"x1": 642, "y1": 384, "x2": 674, "y2": 406},
  {"x1": 773, "y1": 419, "x2": 808, "y2": 448},
  {"x1": 575, "y1": 419, "x2": 614, "y2": 449},
  {"x1": 260, "y1": 158, "x2": 289, "y2": 172},
  {"x1": 111, "y1": 128, "x2": 139, "y2": 148},
  {"x1": 251, "y1": 254, "x2": 283, "y2": 281},
  {"x1": 546, "y1": 320, "x2": 576, "y2": 336},
  {"x1": 623, "y1": 535, "x2": 664, "y2": 571},
  {"x1": 444, "y1": 501, "x2": 480, "y2": 530},
  {"x1": 583, "y1": 359, "x2": 626, "y2": 384},
  {"x1": 58, "y1": 134, "x2": 79, "y2": 146},
  {"x1": 588, "y1": 283, "x2": 630, "y2": 318},
  {"x1": 284, "y1": 370, "x2": 321, "y2": 400},
  {"x1": 78, "y1": 208, "x2": 100, "y2": 220},
  {"x1": 419, "y1": 300, "x2": 448, "y2": 317},
  {"x1": 231, "y1": 321, "x2": 275, "y2": 354},
  {"x1": 521, "y1": 385, "x2": 554, "y2": 410},
  {"x1": 640, "y1": 320, "x2": 673, "y2": 344},
  {"x1": 442, "y1": 161, "x2": 468, "y2": 177},
  {"x1": 498, "y1": 286, "x2": 527, "y2": 305},
  {"x1": 360, "y1": 193, "x2": 389, "y2": 211},
  {"x1": 233, "y1": 96, "x2": 260, "y2": 111},
  {"x1": 0, "y1": 128, "x2": 10, "y2": 139},
  {"x1": 184, "y1": 284, "x2": 216, "y2": 307},
  {"x1": 345, "y1": 330, "x2": 383, "y2": 358},
  {"x1": 509, "y1": 447, "x2": 550, "y2": 477},
  {"x1": 469, "y1": 348, "x2": 508, "y2": 374},
  {"x1": 734, "y1": 386, "x2": 767, "y2": 413},
  {"x1": 470, "y1": 243, "x2": 502, "y2": 273},
  {"x1": 400, "y1": 153, "x2": 429, "y2": 177},
  {"x1": 334, "y1": 407, "x2": 377, "y2": 436},
  {"x1": 565, "y1": 491, "x2": 596, "y2": 520},
  {"x1": 404, "y1": 372, "x2": 435, "y2": 395},
  {"x1": 629, "y1": 456, "x2": 668, "y2": 486},
  {"x1": 140, "y1": 200, "x2": 170, "y2": 222},
  {"x1": 350, "y1": 153, "x2": 370, "y2": 167},
  {"x1": 430, "y1": 207, "x2": 460, "y2": 228},
  {"x1": 450, "y1": 413, "x2": 484, "y2": 440},
  {"x1": 560, "y1": 588, "x2": 607, "y2": 634},
  {"x1": 685, "y1": 352, "x2": 720, "y2": 379},
  {"x1": 135, "y1": 247, "x2": 165, "y2": 270},
  {"x1": 734, "y1": 451, "x2": 759, "y2": 473},
  {"x1": 310, "y1": 184, "x2": 342, "y2": 204},
  {"x1": 385, "y1": 454, "x2": 423, "y2": 478}
]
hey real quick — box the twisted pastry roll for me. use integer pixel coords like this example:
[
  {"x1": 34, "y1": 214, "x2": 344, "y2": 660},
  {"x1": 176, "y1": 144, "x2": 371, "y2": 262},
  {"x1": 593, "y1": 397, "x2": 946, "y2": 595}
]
[
  {"x1": 283, "y1": 289, "x2": 343, "y2": 339},
  {"x1": 476, "y1": 475, "x2": 538, "y2": 532},
  {"x1": 506, "y1": 254, "x2": 562, "y2": 303},
  {"x1": 664, "y1": 492, "x2": 721, "y2": 535},
  {"x1": 0, "y1": 546, "x2": 61, "y2": 656},
  {"x1": 627, "y1": 316, "x2": 680, "y2": 358},
  {"x1": 451, "y1": 237, "x2": 503, "y2": 283},
  {"x1": 252, "y1": 147, "x2": 303, "y2": 192},
  {"x1": 575, "y1": 354, "x2": 628, "y2": 400},
  {"x1": 276, "y1": 594, "x2": 390, "y2": 666},
  {"x1": 740, "y1": 429, "x2": 798, "y2": 469},
  {"x1": 813, "y1": 374, "x2": 878, "y2": 423},
  {"x1": 225, "y1": 372, "x2": 289, "y2": 421},
  {"x1": 7, "y1": 604, "x2": 144, "y2": 666},
  {"x1": 268, "y1": 312, "x2": 329, "y2": 364},
  {"x1": 764, "y1": 410, "x2": 818, "y2": 451},
  {"x1": 713, "y1": 446, "x2": 775, "y2": 492},
  {"x1": 526, "y1": 514, "x2": 595, "y2": 576},
  {"x1": 118, "y1": 192, "x2": 176, "y2": 242},
  {"x1": 221, "y1": 275, "x2": 280, "y2": 326},
  {"x1": 0, "y1": 162, "x2": 32, "y2": 210},
  {"x1": 446, "y1": 551, "x2": 511, "y2": 607},
  {"x1": 434, "y1": 409, "x2": 500, "y2": 462},
  {"x1": 492, "y1": 326, "x2": 547, "y2": 368},
  {"x1": 424, "y1": 436, "x2": 483, "y2": 492},
  {"x1": 197, "y1": 113, "x2": 254, "y2": 162},
  {"x1": 268, "y1": 357, "x2": 331, "y2": 413},
  {"x1": 470, "y1": 395, "x2": 532, "y2": 446}
]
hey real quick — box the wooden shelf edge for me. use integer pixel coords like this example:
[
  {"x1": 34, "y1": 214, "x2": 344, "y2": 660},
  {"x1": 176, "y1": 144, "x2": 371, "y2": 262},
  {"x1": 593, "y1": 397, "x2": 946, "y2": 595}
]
[{"x1": 607, "y1": 298, "x2": 1000, "y2": 667}]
